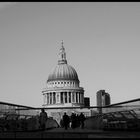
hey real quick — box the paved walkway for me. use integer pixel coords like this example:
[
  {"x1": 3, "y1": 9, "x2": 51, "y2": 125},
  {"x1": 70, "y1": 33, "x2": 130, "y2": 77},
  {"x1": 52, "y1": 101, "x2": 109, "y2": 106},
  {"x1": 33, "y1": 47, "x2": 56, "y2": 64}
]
[
  {"x1": 1, "y1": 128, "x2": 140, "y2": 138},
  {"x1": 46, "y1": 127, "x2": 140, "y2": 138},
  {"x1": 46, "y1": 127, "x2": 102, "y2": 133}
]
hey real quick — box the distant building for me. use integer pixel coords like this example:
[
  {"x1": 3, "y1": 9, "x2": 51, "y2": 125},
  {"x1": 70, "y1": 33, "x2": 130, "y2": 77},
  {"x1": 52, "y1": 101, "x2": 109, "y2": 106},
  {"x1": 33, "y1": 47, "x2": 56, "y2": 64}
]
[
  {"x1": 84, "y1": 97, "x2": 90, "y2": 107},
  {"x1": 96, "y1": 90, "x2": 111, "y2": 113}
]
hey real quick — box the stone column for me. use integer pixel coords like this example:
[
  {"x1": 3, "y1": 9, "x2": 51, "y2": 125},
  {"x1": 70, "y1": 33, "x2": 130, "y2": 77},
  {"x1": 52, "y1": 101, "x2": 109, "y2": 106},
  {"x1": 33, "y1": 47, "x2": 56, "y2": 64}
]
[
  {"x1": 74, "y1": 92, "x2": 76, "y2": 103},
  {"x1": 55, "y1": 92, "x2": 57, "y2": 103},
  {"x1": 52, "y1": 92, "x2": 54, "y2": 104},
  {"x1": 56, "y1": 92, "x2": 58, "y2": 104},
  {"x1": 77, "y1": 92, "x2": 79, "y2": 103},
  {"x1": 73, "y1": 92, "x2": 75, "y2": 103},
  {"x1": 81, "y1": 93, "x2": 83, "y2": 103},
  {"x1": 47, "y1": 93, "x2": 49, "y2": 105},
  {"x1": 76, "y1": 92, "x2": 78, "y2": 103},
  {"x1": 63, "y1": 92, "x2": 65, "y2": 103},
  {"x1": 59, "y1": 92, "x2": 61, "y2": 103},
  {"x1": 56, "y1": 92, "x2": 59, "y2": 103},
  {"x1": 58, "y1": 92, "x2": 61, "y2": 103},
  {"x1": 80, "y1": 93, "x2": 82, "y2": 103},
  {"x1": 71, "y1": 92, "x2": 73, "y2": 103},
  {"x1": 49, "y1": 93, "x2": 51, "y2": 104},
  {"x1": 47, "y1": 93, "x2": 48, "y2": 105},
  {"x1": 60, "y1": 91, "x2": 63, "y2": 103},
  {"x1": 67, "y1": 92, "x2": 69, "y2": 103},
  {"x1": 46, "y1": 93, "x2": 48, "y2": 104},
  {"x1": 53, "y1": 92, "x2": 54, "y2": 104},
  {"x1": 48, "y1": 93, "x2": 50, "y2": 104},
  {"x1": 75, "y1": 92, "x2": 77, "y2": 103},
  {"x1": 54, "y1": 92, "x2": 56, "y2": 104},
  {"x1": 45, "y1": 94, "x2": 47, "y2": 104},
  {"x1": 64, "y1": 92, "x2": 67, "y2": 103},
  {"x1": 69, "y1": 92, "x2": 71, "y2": 103}
]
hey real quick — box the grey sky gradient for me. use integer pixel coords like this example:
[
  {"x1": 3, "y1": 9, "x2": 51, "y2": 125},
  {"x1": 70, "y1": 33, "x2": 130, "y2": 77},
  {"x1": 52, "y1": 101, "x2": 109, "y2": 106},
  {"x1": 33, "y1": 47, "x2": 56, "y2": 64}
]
[{"x1": 0, "y1": 2, "x2": 140, "y2": 107}]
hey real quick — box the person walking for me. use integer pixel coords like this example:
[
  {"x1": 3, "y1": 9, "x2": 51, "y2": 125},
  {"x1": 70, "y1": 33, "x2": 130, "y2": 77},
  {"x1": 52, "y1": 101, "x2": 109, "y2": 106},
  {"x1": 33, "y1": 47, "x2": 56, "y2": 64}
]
[
  {"x1": 39, "y1": 108, "x2": 48, "y2": 130},
  {"x1": 70, "y1": 113, "x2": 77, "y2": 129},
  {"x1": 62, "y1": 112, "x2": 70, "y2": 130},
  {"x1": 79, "y1": 112, "x2": 86, "y2": 129}
]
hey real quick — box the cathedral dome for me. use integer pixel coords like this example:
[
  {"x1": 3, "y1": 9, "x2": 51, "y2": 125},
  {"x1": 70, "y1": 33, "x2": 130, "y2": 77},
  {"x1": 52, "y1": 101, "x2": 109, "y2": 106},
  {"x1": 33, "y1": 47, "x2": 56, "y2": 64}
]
[
  {"x1": 47, "y1": 41, "x2": 79, "y2": 83},
  {"x1": 47, "y1": 63, "x2": 79, "y2": 82},
  {"x1": 43, "y1": 41, "x2": 85, "y2": 108}
]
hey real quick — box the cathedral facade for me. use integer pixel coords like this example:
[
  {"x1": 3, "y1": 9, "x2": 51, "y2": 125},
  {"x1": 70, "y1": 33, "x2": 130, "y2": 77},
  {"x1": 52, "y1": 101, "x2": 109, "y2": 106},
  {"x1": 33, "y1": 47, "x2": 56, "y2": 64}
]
[
  {"x1": 42, "y1": 42, "x2": 93, "y2": 124},
  {"x1": 42, "y1": 41, "x2": 85, "y2": 108}
]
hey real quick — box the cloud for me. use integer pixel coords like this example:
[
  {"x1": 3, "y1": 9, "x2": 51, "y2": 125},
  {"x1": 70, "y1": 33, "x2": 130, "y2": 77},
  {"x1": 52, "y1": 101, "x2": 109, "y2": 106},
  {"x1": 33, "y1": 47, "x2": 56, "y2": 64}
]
[{"x1": 0, "y1": 2, "x2": 17, "y2": 9}]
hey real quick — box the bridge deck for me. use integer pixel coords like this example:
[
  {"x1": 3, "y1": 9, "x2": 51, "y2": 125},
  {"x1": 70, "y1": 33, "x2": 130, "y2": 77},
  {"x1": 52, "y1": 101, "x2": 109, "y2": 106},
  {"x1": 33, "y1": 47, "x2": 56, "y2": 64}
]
[{"x1": 0, "y1": 128, "x2": 140, "y2": 138}]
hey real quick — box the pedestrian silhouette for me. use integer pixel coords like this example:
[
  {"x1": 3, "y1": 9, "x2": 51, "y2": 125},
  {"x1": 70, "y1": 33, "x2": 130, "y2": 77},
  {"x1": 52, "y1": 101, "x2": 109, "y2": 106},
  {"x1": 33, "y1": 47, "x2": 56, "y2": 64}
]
[
  {"x1": 76, "y1": 114, "x2": 80, "y2": 127},
  {"x1": 39, "y1": 108, "x2": 48, "y2": 130},
  {"x1": 62, "y1": 112, "x2": 70, "y2": 130},
  {"x1": 79, "y1": 113, "x2": 86, "y2": 129},
  {"x1": 70, "y1": 113, "x2": 77, "y2": 129}
]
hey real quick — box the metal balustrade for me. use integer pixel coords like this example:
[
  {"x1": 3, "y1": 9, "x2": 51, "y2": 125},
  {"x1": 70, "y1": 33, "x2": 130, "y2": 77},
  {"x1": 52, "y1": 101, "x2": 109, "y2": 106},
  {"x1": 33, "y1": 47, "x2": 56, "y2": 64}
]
[{"x1": 0, "y1": 99, "x2": 140, "y2": 132}]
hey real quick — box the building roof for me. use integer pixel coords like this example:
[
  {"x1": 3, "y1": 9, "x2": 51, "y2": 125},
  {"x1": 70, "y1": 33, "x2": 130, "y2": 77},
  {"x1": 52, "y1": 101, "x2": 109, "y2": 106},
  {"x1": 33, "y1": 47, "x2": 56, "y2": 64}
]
[
  {"x1": 47, "y1": 41, "x2": 79, "y2": 82},
  {"x1": 47, "y1": 63, "x2": 79, "y2": 82}
]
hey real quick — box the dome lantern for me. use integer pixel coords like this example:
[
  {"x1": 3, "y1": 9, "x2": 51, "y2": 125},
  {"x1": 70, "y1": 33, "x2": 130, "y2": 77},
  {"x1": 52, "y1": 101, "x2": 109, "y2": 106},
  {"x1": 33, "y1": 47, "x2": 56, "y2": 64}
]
[{"x1": 58, "y1": 40, "x2": 67, "y2": 65}]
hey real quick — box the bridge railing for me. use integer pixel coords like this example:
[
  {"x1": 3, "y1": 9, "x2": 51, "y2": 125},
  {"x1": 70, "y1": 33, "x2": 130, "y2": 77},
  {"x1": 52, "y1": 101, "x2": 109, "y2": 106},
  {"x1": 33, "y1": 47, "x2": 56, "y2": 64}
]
[{"x1": 0, "y1": 100, "x2": 140, "y2": 131}]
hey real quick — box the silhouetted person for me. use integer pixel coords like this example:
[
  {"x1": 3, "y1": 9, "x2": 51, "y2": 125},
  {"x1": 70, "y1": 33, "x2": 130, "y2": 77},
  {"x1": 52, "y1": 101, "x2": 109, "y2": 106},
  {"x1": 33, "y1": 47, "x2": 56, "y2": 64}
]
[
  {"x1": 76, "y1": 114, "x2": 80, "y2": 127},
  {"x1": 79, "y1": 113, "x2": 86, "y2": 129},
  {"x1": 70, "y1": 113, "x2": 77, "y2": 129},
  {"x1": 39, "y1": 108, "x2": 48, "y2": 130},
  {"x1": 62, "y1": 112, "x2": 70, "y2": 130}
]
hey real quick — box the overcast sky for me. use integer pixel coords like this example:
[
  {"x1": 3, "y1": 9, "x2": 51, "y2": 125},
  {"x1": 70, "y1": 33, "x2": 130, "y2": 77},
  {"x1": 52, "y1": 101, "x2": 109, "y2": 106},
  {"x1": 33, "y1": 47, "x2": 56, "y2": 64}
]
[{"x1": 0, "y1": 2, "x2": 140, "y2": 107}]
